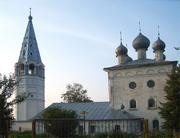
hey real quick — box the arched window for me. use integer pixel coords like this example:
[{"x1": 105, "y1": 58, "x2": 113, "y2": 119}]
[
  {"x1": 130, "y1": 99, "x2": 136, "y2": 109},
  {"x1": 29, "y1": 64, "x2": 35, "y2": 75},
  {"x1": 152, "y1": 120, "x2": 159, "y2": 130},
  {"x1": 148, "y1": 98, "x2": 155, "y2": 108},
  {"x1": 19, "y1": 64, "x2": 24, "y2": 75}
]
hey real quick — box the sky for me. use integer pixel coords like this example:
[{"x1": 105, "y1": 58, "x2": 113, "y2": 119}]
[{"x1": 0, "y1": 0, "x2": 179, "y2": 107}]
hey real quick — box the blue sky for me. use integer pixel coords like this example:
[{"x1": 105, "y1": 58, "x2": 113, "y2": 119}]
[{"x1": 0, "y1": 0, "x2": 179, "y2": 107}]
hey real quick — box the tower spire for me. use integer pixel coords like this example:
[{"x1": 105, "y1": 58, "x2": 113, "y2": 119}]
[
  {"x1": 120, "y1": 31, "x2": 122, "y2": 44},
  {"x1": 139, "y1": 21, "x2": 141, "y2": 33},
  {"x1": 28, "y1": 8, "x2": 32, "y2": 21},
  {"x1": 29, "y1": 8, "x2": 31, "y2": 16},
  {"x1": 158, "y1": 25, "x2": 160, "y2": 38},
  {"x1": 18, "y1": 11, "x2": 42, "y2": 64}
]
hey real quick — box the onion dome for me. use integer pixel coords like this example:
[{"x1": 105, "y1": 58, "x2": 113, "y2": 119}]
[
  {"x1": 125, "y1": 56, "x2": 133, "y2": 63},
  {"x1": 152, "y1": 37, "x2": 165, "y2": 52},
  {"x1": 115, "y1": 42, "x2": 128, "y2": 57},
  {"x1": 132, "y1": 33, "x2": 150, "y2": 51}
]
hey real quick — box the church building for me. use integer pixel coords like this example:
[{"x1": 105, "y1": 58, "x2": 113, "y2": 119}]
[
  {"x1": 11, "y1": 12, "x2": 177, "y2": 133},
  {"x1": 33, "y1": 29, "x2": 177, "y2": 134},
  {"x1": 103, "y1": 31, "x2": 177, "y2": 130}
]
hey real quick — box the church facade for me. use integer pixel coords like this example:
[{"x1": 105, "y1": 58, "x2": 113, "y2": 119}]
[{"x1": 104, "y1": 32, "x2": 177, "y2": 130}]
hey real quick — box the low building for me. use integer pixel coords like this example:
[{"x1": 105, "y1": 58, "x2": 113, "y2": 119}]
[{"x1": 33, "y1": 102, "x2": 143, "y2": 135}]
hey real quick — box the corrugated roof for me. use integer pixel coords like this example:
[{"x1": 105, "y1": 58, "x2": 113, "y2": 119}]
[{"x1": 32, "y1": 102, "x2": 139, "y2": 120}]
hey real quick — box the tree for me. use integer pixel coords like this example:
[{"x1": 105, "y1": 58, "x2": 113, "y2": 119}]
[
  {"x1": 159, "y1": 65, "x2": 180, "y2": 138},
  {"x1": 0, "y1": 75, "x2": 25, "y2": 138},
  {"x1": 42, "y1": 107, "x2": 78, "y2": 137},
  {"x1": 61, "y1": 83, "x2": 93, "y2": 103}
]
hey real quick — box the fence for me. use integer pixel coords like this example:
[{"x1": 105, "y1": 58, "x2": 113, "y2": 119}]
[
  {"x1": 32, "y1": 118, "x2": 144, "y2": 138},
  {"x1": 4, "y1": 118, "x2": 175, "y2": 138}
]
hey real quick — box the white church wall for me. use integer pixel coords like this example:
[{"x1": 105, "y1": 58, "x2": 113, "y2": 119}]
[
  {"x1": 16, "y1": 76, "x2": 44, "y2": 121},
  {"x1": 108, "y1": 64, "x2": 174, "y2": 130},
  {"x1": 11, "y1": 121, "x2": 32, "y2": 132}
]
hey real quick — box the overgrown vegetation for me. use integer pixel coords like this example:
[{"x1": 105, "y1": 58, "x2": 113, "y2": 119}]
[
  {"x1": 0, "y1": 75, "x2": 26, "y2": 138},
  {"x1": 159, "y1": 65, "x2": 180, "y2": 137},
  {"x1": 42, "y1": 107, "x2": 78, "y2": 138}
]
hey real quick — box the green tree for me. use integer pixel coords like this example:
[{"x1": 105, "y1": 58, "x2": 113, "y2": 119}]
[
  {"x1": 0, "y1": 75, "x2": 25, "y2": 138},
  {"x1": 61, "y1": 83, "x2": 93, "y2": 103},
  {"x1": 42, "y1": 107, "x2": 78, "y2": 137},
  {"x1": 159, "y1": 65, "x2": 180, "y2": 138}
]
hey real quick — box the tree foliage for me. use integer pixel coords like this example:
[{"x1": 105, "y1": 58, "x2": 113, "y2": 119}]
[
  {"x1": 42, "y1": 107, "x2": 78, "y2": 137},
  {"x1": 159, "y1": 65, "x2": 180, "y2": 134},
  {"x1": 0, "y1": 75, "x2": 25, "y2": 137},
  {"x1": 61, "y1": 83, "x2": 93, "y2": 103}
]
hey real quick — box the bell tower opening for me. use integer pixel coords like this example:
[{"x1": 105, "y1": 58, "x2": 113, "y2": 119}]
[
  {"x1": 29, "y1": 64, "x2": 35, "y2": 75},
  {"x1": 19, "y1": 64, "x2": 24, "y2": 75}
]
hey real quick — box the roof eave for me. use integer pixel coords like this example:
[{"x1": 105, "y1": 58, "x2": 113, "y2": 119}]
[{"x1": 103, "y1": 60, "x2": 178, "y2": 71}]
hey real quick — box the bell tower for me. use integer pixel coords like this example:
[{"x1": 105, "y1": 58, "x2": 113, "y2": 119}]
[{"x1": 15, "y1": 11, "x2": 45, "y2": 121}]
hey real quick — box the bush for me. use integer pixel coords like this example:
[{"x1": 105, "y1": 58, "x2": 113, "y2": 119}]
[{"x1": 42, "y1": 107, "x2": 78, "y2": 138}]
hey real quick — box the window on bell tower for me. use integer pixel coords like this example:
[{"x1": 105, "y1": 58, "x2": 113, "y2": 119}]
[
  {"x1": 29, "y1": 64, "x2": 35, "y2": 75},
  {"x1": 19, "y1": 64, "x2": 24, "y2": 75}
]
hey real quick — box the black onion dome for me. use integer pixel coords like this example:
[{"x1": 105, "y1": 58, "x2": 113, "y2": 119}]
[
  {"x1": 152, "y1": 37, "x2": 165, "y2": 52},
  {"x1": 133, "y1": 33, "x2": 150, "y2": 51},
  {"x1": 115, "y1": 43, "x2": 128, "y2": 57}
]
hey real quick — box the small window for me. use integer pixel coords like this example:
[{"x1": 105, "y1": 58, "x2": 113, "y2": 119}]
[
  {"x1": 130, "y1": 99, "x2": 136, "y2": 109},
  {"x1": 148, "y1": 98, "x2": 155, "y2": 108},
  {"x1": 129, "y1": 82, "x2": 136, "y2": 89},
  {"x1": 153, "y1": 120, "x2": 159, "y2": 130},
  {"x1": 147, "y1": 80, "x2": 155, "y2": 88},
  {"x1": 30, "y1": 52, "x2": 32, "y2": 55}
]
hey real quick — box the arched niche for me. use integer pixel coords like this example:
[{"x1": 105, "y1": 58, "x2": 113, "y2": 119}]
[
  {"x1": 146, "y1": 69, "x2": 155, "y2": 75},
  {"x1": 125, "y1": 72, "x2": 134, "y2": 76},
  {"x1": 114, "y1": 72, "x2": 123, "y2": 78},
  {"x1": 136, "y1": 71, "x2": 143, "y2": 75},
  {"x1": 158, "y1": 68, "x2": 166, "y2": 73},
  {"x1": 29, "y1": 64, "x2": 35, "y2": 75}
]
